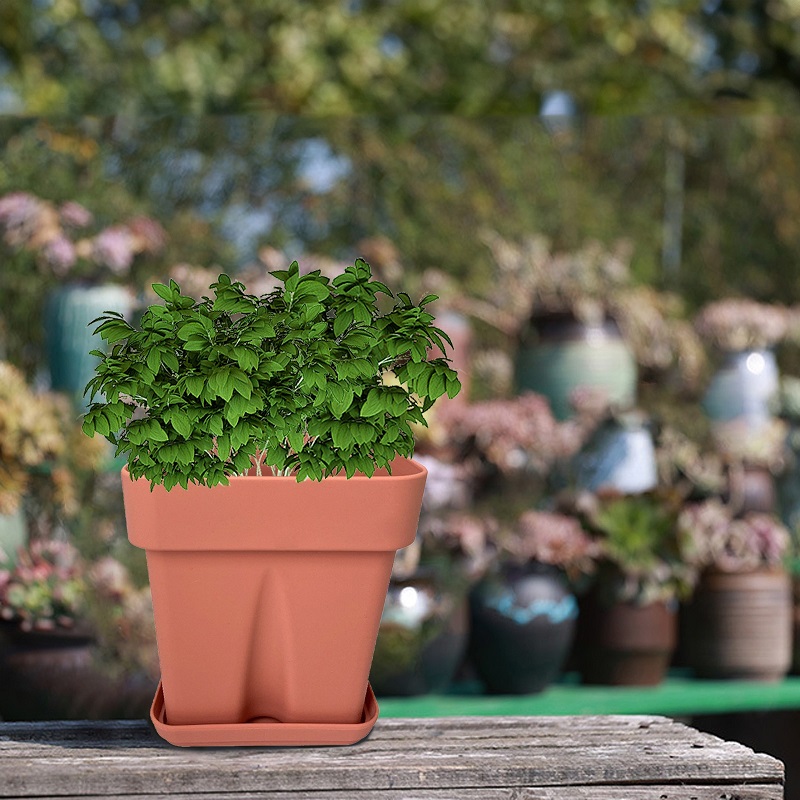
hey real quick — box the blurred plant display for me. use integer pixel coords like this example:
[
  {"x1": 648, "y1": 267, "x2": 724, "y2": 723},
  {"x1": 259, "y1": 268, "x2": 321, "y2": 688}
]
[
  {"x1": 678, "y1": 500, "x2": 790, "y2": 574},
  {"x1": 511, "y1": 510, "x2": 600, "y2": 583},
  {"x1": 0, "y1": 362, "x2": 105, "y2": 516},
  {"x1": 0, "y1": 539, "x2": 87, "y2": 632},
  {"x1": 695, "y1": 299, "x2": 789, "y2": 351},
  {"x1": 576, "y1": 492, "x2": 699, "y2": 606}
]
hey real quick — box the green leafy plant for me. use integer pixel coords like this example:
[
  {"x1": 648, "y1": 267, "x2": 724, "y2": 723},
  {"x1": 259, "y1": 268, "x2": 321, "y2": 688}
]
[
  {"x1": 583, "y1": 492, "x2": 698, "y2": 605},
  {"x1": 81, "y1": 258, "x2": 461, "y2": 488}
]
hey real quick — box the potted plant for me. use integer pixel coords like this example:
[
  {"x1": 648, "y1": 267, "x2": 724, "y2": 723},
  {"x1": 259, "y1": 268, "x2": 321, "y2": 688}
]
[
  {"x1": 573, "y1": 491, "x2": 698, "y2": 686},
  {"x1": 695, "y1": 298, "x2": 787, "y2": 427},
  {"x1": 81, "y1": 258, "x2": 460, "y2": 746},
  {"x1": 469, "y1": 509, "x2": 597, "y2": 694},
  {"x1": 0, "y1": 191, "x2": 166, "y2": 410},
  {"x1": 678, "y1": 499, "x2": 792, "y2": 681},
  {"x1": 370, "y1": 511, "x2": 493, "y2": 697}
]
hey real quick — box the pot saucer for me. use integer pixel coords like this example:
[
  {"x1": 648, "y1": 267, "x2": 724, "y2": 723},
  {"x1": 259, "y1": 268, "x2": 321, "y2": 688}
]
[{"x1": 149, "y1": 681, "x2": 379, "y2": 747}]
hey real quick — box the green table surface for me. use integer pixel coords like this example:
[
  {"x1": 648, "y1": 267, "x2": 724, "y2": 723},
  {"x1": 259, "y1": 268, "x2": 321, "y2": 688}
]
[{"x1": 378, "y1": 672, "x2": 800, "y2": 718}]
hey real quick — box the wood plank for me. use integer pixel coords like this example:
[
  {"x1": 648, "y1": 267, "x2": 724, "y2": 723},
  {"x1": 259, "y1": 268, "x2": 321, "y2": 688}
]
[
  {"x1": 0, "y1": 717, "x2": 783, "y2": 798},
  {"x1": 43, "y1": 787, "x2": 784, "y2": 800}
]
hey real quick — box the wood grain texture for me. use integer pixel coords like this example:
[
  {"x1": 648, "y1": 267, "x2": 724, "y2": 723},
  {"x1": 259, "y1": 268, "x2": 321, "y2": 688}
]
[{"x1": 0, "y1": 715, "x2": 784, "y2": 799}]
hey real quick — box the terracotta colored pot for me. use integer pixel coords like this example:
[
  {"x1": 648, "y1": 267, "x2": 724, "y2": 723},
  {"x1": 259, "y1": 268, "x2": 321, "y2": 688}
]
[
  {"x1": 122, "y1": 458, "x2": 426, "y2": 743},
  {"x1": 579, "y1": 598, "x2": 676, "y2": 686},
  {"x1": 684, "y1": 568, "x2": 791, "y2": 682}
]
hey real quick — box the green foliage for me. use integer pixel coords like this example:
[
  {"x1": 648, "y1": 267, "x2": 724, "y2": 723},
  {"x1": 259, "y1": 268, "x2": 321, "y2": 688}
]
[
  {"x1": 81, "y1": 259, "x2": 461, "y2": 488},
  {"x1": 588, "y1": 492, "x2": 697, "y2": 604}
]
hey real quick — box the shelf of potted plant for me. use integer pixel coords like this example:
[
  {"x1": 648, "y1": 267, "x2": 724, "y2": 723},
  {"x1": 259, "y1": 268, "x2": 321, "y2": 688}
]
[
  {"x1": 469, "y1": 509, "x2": 597, "y2": 694},
  {"x1": 678, "y1": 498, "x2": 792, "y2": 682},
  {"x1": 566, "y1": 490, "x2": 699, "y2": 687},
  {"x1": 81, "y1": 258, "x2": 461, "y2": 746},
  {"x1": 695, "y1": 298, "x2": 787, "y2": 427}
]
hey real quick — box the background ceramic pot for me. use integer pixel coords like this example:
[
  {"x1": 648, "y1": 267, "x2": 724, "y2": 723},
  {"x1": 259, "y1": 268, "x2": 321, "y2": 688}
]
[
  {"x1": 0, "y1": 507, "x2": 27, "y2": 566},
  {"x1": 515, "y1": 312, "x2": 637, "y2": 420},
  {"x1": 0, "y1": 624, "x2": 94, "y2": 720},
  {"x1": 370, "y1": 571, "x2": 468, "y2": 696},
  {"x1": 44, "y1": 283, "x2": 133, "y2": 410},
  {"x1": 683, "y1": 568, "x2": 791, "y2": 681},
  {"x1": 468, "y1": 562, "x2": 577, "y2": 694},
  {"x1": 578, "y1": 597, "x2": 676, "y2": 686},
  {"x1": 729, "y1": 464, "x2": 777, "y2": 514},
  {"x1": 703, "y1": 349, "x2": 779, "y2": 425},
  {"x1": 572, "y1": 412, "x2": 658, "y2": 495}
]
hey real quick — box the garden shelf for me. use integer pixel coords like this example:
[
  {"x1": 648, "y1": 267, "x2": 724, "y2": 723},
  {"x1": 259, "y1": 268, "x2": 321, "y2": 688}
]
[{"x1": 379, "y1": 672, "x2": 800, "y2": 718}]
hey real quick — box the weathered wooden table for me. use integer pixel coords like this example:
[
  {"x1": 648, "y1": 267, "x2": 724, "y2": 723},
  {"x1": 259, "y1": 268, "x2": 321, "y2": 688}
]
[{"x1": 0, "y1": 715, "x2": 784, "y2": 799}]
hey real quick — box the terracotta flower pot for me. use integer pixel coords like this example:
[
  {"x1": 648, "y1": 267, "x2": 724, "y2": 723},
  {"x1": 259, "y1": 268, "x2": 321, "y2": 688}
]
[
  {"x1": 684, "y1": 568, "x2": 791, "y2": 682},
  {"x1": 122, "y1": 457, "x2": 426, "y2": 746},
  {"x1": 578, "y1": 598, "x2": 676, "y2": 686}
]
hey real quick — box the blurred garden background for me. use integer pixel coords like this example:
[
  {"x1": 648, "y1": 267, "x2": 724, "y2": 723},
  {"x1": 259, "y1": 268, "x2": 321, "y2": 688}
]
[{"x1": 5, "y1": 1, "x2": 800, "y2": 783}]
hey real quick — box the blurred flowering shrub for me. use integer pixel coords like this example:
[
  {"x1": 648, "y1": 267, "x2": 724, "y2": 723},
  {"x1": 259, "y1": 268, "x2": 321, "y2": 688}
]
[
  {"x1": 0, "y1": 362, "x2": 105, "y2": 515},
  {"x1": 0, "y1": 539, "x2": 87, "y2": 632},
  {"x1": 0, "y1": 191, "x2": 166, "y2": 281}
]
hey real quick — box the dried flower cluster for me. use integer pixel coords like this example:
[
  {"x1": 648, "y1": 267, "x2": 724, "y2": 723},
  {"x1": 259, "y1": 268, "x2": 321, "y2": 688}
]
[
  {"x1": 0, "y1": 191, "x2": 166, "y2": 279},
  {"x1": 0, "y1": 539, "x2": 87, "y2": 632},
  {"x1": 694, "y1": 299, "x2": 788, "y2": 351},
  {"x1": 437, "y1": 392, "x2": 598, "y2": 476},
  {"x1": 611, "y1": 286, "x2": 706, "y2": 390},
  {"x1": 513, "y1": 510, "x2": 600, "y2": 580},
  {"x1": 678, "y1": 499, "x2": 790, "y2": 573},
  {"x1": 710, "y1": 417, "x2": 788, "y2": 471},
  {"x1": 0, "y1": 363, "x2": 104, "y2": 515},
  {"x1": 656, "y1": 427, "x2": 727, "y2": 496},
  {"x1": 392, "y1": 511, "x2": 498, "y2": 581}
]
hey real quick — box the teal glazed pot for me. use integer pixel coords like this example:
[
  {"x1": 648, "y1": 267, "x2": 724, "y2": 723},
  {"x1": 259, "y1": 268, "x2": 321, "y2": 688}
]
[
  {"x1": 0, "y1": 509, "x2": 26, "y2": 567},
  {"x1": 468, "y1": 562, "x2": 577, "y2": 694},
  {"x1": 515, "y1": 312, "x2": 637, "y2": 420},
  {"x1": 44, "y1": 283, "x2": 133, "y2": 411},
  {"x1": 703, "y1": 348, "x2": 779, "y2": 425}
]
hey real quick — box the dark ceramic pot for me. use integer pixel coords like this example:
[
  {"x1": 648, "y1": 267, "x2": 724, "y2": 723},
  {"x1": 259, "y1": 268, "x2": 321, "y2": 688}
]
[
  {"x1": 683, "y1": 568, "x2": 791, "y2": 682},
  {"x1": 370, "y1": 571, "x2": 468, "y2": 696},
  {"x1": 515, "y1": 312, "x2": 637, "y2": 420},
  {"x1": 578, "y1": 597, "x2": 676, "y2": 686},
  {"x1": 468, "y1": 562, "x2": 577, "y2": 694},
  {"x1": 0, "y1": 624, "x2": 95, "y2": 720}
]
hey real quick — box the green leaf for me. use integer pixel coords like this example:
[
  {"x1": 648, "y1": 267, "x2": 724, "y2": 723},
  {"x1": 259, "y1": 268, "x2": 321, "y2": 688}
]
[
  {"x1": 360, "y1": 389, "x2": 386, "y2": 417},
  {"x1": 147, "y1": 420, "x2": 169, "y2": 442},
  {"x1": 146, "y1": 349, "x2": 162, "y2": 373},
  {"x1": 185, "y1": 375, "x2": 205, "y2": 397},
  {"x1": 151, "y1": 283, "x2": 174, "y2": 302}
]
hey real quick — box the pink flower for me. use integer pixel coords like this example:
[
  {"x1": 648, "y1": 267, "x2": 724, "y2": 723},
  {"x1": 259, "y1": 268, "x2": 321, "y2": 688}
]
[
  {"x1": 59, "y1": 201, "x2": 93, "y2": 228},
  {"x1": 42, "y1": 234, "x2": 77, "y2": 276},
  {"x1": 127, "y1": 216, "x2": 167, "y2": 254},
  {"x1": 93, "y1": 226, "x2": 135, "y2": 275},
  {"x1": 0, "y1": 192, "x2": 42, "y2": 228}
]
